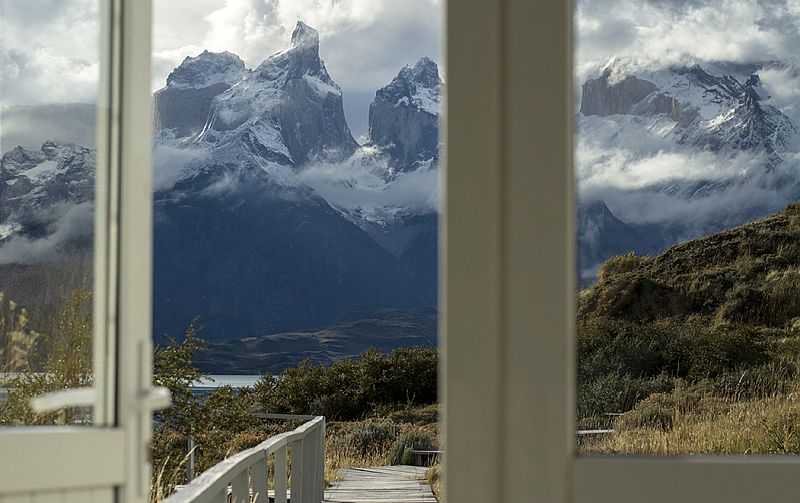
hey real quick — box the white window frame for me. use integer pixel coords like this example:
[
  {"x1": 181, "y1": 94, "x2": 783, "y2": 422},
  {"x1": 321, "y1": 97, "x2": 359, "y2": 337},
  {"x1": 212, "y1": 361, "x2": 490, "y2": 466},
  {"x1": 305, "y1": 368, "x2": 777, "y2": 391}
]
[
  {"x1": 0, "y1": 2, "x2": 159, "y2": 502},
  {"x1": 443, "y1": 1, "x2": 800, "y2": 502}
]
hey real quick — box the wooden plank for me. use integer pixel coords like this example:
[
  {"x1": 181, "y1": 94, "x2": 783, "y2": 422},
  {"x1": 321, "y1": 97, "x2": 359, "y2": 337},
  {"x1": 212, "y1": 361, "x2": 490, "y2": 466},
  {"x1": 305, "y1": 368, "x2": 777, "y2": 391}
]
[{"x1": 324, "y1": 466, "x2": 436, "y2": 503}]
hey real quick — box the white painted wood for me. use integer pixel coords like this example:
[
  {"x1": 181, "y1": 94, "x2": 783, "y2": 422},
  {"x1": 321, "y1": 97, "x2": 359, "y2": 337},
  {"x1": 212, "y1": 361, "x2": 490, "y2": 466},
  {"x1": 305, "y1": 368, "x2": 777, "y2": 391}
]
[
  {"x1": 291, "y1": 438, "x2": 305, "y2": 503},
  {"x1": 442, "y1": 0, "x2": 503, "y2": 501},
  {"x1": 0, "y1": 428, "x2": 124, "y2": 493},
  {"x1": 575, "y1": 457, "x2": 800, "y2": 502},
  {"x1": 164, "y1": 418, "x2": 323, "y2": 503},
  {"x1": 445, "y1": 2, "x2": 800, "y2": 503},
  {"x1": 114, "y1": 1, "x2": 160, "y2": 501},
  {"x1": 274, "y1": 446, "x2": 288, "y2": 503},
  {"x1": 230, "y1": 471, "x2": 248, "y2": 503},
  {"x1": 251, "y1": 457, "x2": 268, "y2": 503},
  {"x1": 2, "y1": 494, "x2": 31, "y2": 503},
  {"x1": 31, "y1": 491, "x2": 61, "y2": 503},
  {"x1": 0, "y1": 0, "x2": 160, "y2": 499},
  {"x1": 63, "y1": 488, "x2": 95, "y2": 503}
]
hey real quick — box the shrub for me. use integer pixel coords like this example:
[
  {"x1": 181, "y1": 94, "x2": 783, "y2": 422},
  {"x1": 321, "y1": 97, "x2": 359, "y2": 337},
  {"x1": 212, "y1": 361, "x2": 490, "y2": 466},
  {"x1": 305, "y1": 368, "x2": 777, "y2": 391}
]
[
  {"x1": 597, "y1": 252, "x2": 648, "y2": 282},
  {"x1": 386, "y1": 428, "x2": 437, "y2": 465},
  {"x1": 255, "y1": 347, "x2": 438, "y2": 421}
]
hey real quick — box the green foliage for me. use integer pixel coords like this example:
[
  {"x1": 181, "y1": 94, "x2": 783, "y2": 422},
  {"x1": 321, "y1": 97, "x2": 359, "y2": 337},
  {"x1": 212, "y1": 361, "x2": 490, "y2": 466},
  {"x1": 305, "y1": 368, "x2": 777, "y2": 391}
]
[
  {"x1": 255, "y1": 347, "x2": 438, "y2": 421},
  {"x1": 597, "y1": 252, "x2": 648, "y2": 282},
  {"x1": 0, "y1": 289, "x2": 92, "y2": 425},
  {"x1": 616, "y1": 387, "x2": 720, "y2": 432},
  {"x1": 386, "y1": 428, "x2": 437, "y2": 465},
  {"x1": 763, "y1": 411, "x2": 800, "y2": 454},
  {"x1": 153, "y1": 320, "x2": 208, "y2": 436},
  {"x1": 577, "y1": 317, "x2": 770, "y2": 420}
]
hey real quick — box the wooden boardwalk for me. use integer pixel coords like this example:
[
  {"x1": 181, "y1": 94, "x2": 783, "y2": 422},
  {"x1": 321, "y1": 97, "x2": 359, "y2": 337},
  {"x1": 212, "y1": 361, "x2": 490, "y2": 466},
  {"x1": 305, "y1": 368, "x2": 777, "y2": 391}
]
[{"x1": 323, "y1": 466, "x2": 437, "y2": 503}]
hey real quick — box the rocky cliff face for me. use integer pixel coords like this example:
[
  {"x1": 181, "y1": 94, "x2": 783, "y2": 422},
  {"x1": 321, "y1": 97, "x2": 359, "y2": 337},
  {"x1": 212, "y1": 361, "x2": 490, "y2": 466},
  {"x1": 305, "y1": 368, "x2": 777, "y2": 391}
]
[
  {"x1": 576, "y1": 60, "x2": 800, "y2": 283},
  {"x1": 150, "y1": 23, "x2": 430, "y2": 340},
  {"x1": 0, "y1": 141, "x2": 94, "y2": 254},
  {"x1": 191, "y1": 22, "x2": 358, "y2": 168},
  {"x1": 154, "y1": 51, "x2": 248, "y2": 139},
  {"x1": 367, "y1": 57, "x2": 442, "y2": 173},
  {"x1": 580, "y1": 70, "x2": 659, "y2": 117}
]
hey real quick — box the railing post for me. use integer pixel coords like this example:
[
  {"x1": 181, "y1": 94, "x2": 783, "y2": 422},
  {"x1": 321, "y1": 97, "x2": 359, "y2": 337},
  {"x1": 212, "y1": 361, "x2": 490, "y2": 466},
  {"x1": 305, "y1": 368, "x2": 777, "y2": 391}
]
[
  {"x1": 318, "y1": 419, "x2": 326, "y2": 502},
  {"x1": 231, "y1": 471, "x2": 249, "y2": 503},
  {"x1": 303, "y1": 430, "x2": 314, "y2": 501},
  {"x1": 291, "y1": 438, "x2": 305, "y2": 503},
  {"x1": 213, "y1": 485, "x2": 227, "y2": 503},
  {"x1": 275, "y1": 444, "x2": 288, "y2": 503},
  {"x1": 252, "y1": 455, "x2": 268, "y2": 503},
  {"x1": 187, "y1": 433, "x2": 195, "y2": 483}
]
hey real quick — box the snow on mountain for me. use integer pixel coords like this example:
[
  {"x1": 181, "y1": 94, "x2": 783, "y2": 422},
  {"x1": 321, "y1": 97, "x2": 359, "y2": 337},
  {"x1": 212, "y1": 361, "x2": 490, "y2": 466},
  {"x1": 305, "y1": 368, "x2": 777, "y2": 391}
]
[
  {"x1": 367, "y1": 57, "x2": 442, "y2": 173},
  {"x1": 0, "y1": 141, "x2": 95, "y2": 261},
  {"x1": 577, "y1": 59, "x2": 800, "y2": 283},
  {"x1": 164, "y1": 51, "x2": 248, "y2": 90},
  {"x1": 154, "y1": 21, "x2": 358, "y2": 191}
]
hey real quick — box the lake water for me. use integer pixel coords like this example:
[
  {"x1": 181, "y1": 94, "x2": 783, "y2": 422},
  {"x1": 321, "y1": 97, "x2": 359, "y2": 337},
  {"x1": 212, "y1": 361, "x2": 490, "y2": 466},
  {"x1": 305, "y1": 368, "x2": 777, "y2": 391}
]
[{"x1": 192, "y1": 375, "x2": 261, "y2": 390}]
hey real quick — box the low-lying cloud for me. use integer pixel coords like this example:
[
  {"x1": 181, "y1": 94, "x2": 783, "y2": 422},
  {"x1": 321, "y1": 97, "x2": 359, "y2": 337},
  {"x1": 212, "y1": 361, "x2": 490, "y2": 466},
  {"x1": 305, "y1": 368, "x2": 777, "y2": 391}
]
[
  {"x1": 0, "y1": 202, "x2": 94, "y2": 264},
  {"x1": 299, "y1": 147, "x2": 440, "y2": 218}
]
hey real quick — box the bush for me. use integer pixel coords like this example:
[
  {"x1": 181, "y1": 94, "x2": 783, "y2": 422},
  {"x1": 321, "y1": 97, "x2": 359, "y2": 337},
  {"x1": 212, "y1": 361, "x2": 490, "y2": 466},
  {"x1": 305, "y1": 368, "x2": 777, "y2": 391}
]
[
  {"x1": 255, "y1": 347, "x2": 438, "y2": 421},
  {"x1": 386, "y1": 428, "x2": 437, "y2": 465},
  {"x1": 597, "y1": 252, "x2": 648, "y2": 282}
]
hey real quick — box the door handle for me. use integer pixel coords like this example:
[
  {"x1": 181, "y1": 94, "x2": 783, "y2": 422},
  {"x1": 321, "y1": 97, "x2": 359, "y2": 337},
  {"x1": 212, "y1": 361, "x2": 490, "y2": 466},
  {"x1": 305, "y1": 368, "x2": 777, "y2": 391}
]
[
  {"x1": 31, "y1": 388, "x2": 97, "y2": 413},
  {"x1": 31, "y1": 386, "x2": 171, "y2": 414},
  {"x1": 140, "y1": 386, "x2": 171, "y2": 411}
]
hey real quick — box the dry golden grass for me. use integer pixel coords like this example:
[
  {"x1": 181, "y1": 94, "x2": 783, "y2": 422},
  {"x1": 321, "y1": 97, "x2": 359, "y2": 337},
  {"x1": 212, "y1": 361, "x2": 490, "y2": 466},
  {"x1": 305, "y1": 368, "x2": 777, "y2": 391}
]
[
  {"x1": 581, "y1": 389, "x2": 800, "y2": 455},
  {"x1": 324, "y1": 412, "x2": 439, "y2": 484}
]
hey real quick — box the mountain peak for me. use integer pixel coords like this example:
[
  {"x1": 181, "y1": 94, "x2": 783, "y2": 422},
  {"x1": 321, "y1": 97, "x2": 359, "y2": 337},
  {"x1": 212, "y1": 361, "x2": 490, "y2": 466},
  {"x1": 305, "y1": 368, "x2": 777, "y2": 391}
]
[
  {"x1": 410, "y1": 57, "x2": 441, "y2": 88},
  {"x1": 165, "y1": 50, "x2": 247, "y2": 89},
  {"x1": 291, "y1": 21, "x2": 319, "y2": 50}
]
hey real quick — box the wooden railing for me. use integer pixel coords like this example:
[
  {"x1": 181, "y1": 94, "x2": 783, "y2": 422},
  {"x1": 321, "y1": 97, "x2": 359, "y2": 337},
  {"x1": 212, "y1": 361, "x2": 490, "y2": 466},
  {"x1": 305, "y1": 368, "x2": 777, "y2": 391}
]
[{"x1": 163, "y1": 416, "x2": 325, "y2": 503}]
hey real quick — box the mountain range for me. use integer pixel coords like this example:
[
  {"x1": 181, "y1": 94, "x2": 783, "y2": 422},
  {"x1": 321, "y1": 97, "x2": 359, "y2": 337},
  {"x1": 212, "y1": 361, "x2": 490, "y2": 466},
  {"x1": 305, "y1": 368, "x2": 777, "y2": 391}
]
[
  {"x1": 577, "y1": 59, "x2": 800, "y2": 283},
  {"x1": 0, "y1": 22, "x2": 441, "y2": 356}
]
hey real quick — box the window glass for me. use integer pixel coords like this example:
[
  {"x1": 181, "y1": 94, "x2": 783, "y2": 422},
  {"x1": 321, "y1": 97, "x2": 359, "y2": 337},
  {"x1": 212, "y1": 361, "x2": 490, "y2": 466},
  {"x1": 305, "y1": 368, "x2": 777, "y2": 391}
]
[
  {"x1": 0, "y1": 0, "x2": 100, "y2": 426},
  {"x1": 576, "y1": 0, "x2": 800, "y2": 455},
  {"x1": 151, "y1": 1, "x2": 443, "y2": 495}
]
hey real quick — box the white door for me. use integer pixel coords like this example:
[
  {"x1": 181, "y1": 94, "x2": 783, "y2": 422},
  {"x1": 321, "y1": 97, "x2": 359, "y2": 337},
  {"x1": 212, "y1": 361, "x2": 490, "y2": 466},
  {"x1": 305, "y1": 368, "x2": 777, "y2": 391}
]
[
  {"x1": 444, "y1": 1, "x2": 800, "y2": 502},
  {"x1": 0, "y1": 1, "x2": 164, "y2": 502}
]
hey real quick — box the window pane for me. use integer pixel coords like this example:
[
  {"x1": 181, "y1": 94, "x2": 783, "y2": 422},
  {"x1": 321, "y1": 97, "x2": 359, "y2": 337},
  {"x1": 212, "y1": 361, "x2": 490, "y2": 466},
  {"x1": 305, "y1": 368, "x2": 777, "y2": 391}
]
[
  {"x1": 151, "y1": 1, "x2": 442, "y2": 494},
  {"x1": 0, "y1": 0, "x2": 100, "y2": 425},
  {"x1": 576, "y1": 0, "x2": 800, "y2": 455}
]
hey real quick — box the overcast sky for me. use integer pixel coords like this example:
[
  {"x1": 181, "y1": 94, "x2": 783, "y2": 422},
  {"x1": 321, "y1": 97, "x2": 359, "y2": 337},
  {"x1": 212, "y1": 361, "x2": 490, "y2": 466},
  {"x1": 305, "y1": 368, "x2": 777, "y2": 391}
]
[
  {"x1": 0, "y1": 0, "x2": 443, "y2": 140},
  {"x1": 576, "y1": 0, "x2": 800, "y2": 85},
  {"x1": 6, "y1": 0, "x2": 800, "y2": 138}
]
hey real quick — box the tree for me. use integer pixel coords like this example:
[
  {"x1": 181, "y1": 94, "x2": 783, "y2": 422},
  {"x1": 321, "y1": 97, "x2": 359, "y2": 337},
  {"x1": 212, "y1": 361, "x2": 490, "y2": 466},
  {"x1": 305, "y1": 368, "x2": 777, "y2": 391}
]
[
  {"x1": 0, "y1": 289, "x2": 93, "y2": 425},
  {"x1": 153, "y1": 319, "x2": 208, "y2": 436}
]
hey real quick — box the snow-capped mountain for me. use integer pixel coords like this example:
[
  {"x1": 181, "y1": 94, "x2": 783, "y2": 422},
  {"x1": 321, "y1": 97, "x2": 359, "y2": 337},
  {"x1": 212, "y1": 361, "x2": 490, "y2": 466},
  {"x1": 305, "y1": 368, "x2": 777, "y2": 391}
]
[
  {"x1": 367, "y1": 57, "x2": 442, "y2": 173},
  {"x1": 580, "y1": 62, "x2": 797, "y2": 155},
  {"x1": 0, "y1": 21, "x2": 443, "y2": 342},
  {"x1": 577, "y1": 60, "x2": 800, "y2": 283},
  {"x1": 155, "y1": 21, "x2": 357, "y2": 181},
  {"x1": 150, "y1": 23, "x2": 439, "y2": 340},
  {"x1": 154, "y1": 51, "x2": 248, "y2": 139},
  {"x1": 0, "y1": 141, "x2": 94, "y2": 255}
]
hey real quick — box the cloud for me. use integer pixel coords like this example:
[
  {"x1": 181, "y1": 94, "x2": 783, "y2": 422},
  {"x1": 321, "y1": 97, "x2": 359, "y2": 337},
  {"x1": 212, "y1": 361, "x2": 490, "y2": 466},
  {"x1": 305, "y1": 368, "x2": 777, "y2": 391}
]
[
  {"x1": 152, "y1": 0, "x2": 443, "y2": 137},
  {"x1": 0, "y1": 202, "x2": 94, "y2": 264},
  {"x1": 576, "y1": 135, "x2": 800, "y2": 236},
  {"x1": 1, "y1": 0, "x2": 100, "y2": 106},
  {"x1": 298, "y1": 147, "x2": 439, "y2": 217},
  {"x1": 576, "y1": 0, "x2": 800, "y2": 86},
  {"x1": 152, "y1": 144, "x2": 212, "y2": 191}
]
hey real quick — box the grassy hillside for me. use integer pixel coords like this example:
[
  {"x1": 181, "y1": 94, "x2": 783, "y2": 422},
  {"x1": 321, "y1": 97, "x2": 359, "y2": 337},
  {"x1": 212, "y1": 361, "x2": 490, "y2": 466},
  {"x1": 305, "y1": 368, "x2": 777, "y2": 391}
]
[{"x1": 578, "y1": 204, "x2": 800, "y2": 454}]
